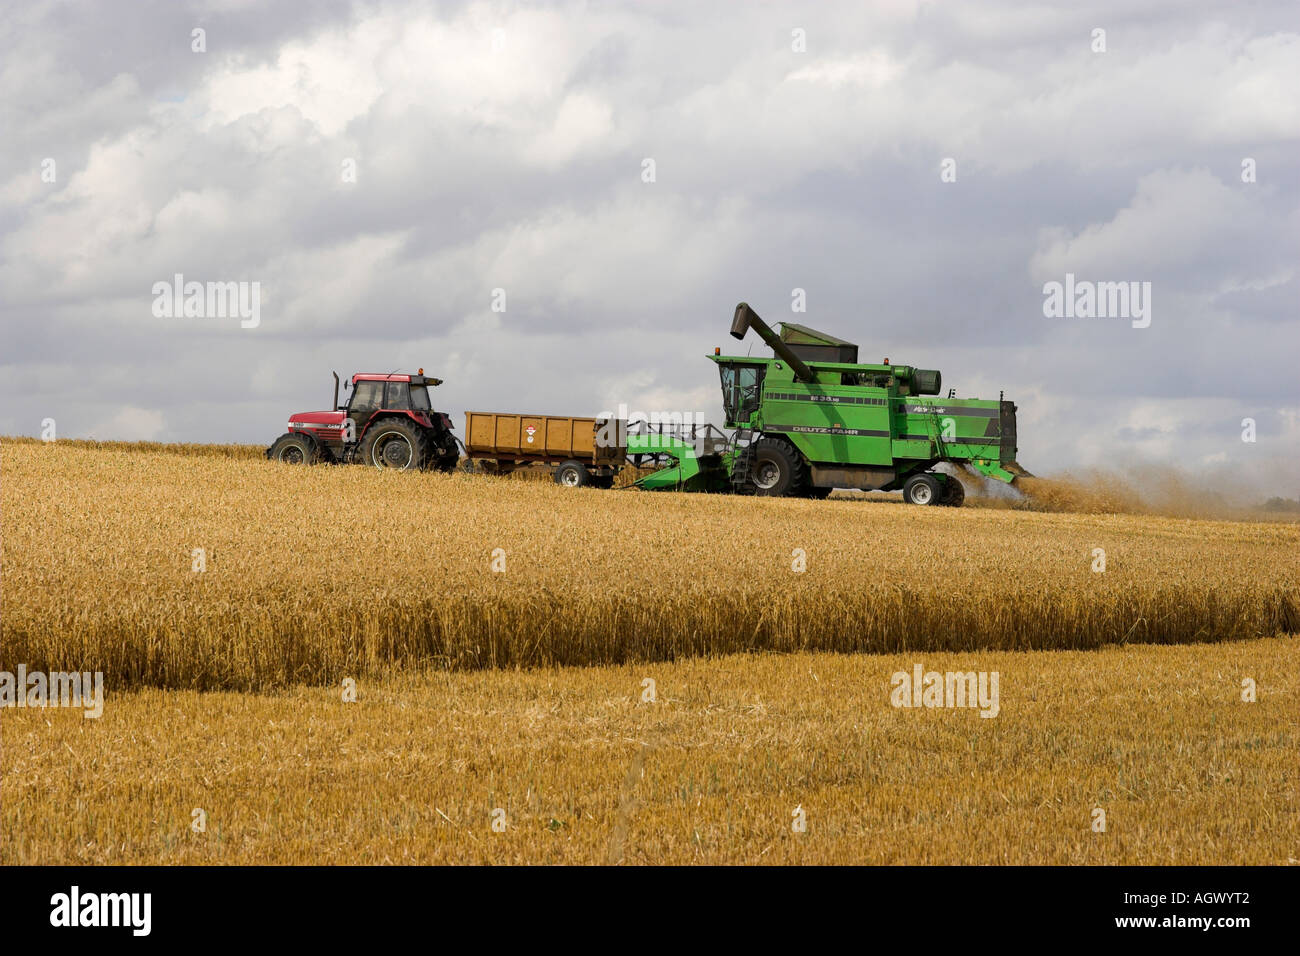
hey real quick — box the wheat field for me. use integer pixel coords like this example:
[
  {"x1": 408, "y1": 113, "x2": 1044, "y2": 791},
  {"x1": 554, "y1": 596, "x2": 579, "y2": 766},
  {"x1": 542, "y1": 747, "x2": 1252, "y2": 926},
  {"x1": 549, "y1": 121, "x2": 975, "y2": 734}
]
[
  {"x1": 2, "y1": 438, "x2": 1298, "y2": 864},
  {"x1": 3, "y1": 438, "x2": 1297, "y2": 691}
]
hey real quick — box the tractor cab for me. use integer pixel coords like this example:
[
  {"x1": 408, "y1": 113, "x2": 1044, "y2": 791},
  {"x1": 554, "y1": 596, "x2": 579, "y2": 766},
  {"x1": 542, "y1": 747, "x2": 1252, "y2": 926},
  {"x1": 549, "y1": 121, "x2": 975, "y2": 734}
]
[{"x1": 344, "y1": 372, "x2": 444, "y2": 436}]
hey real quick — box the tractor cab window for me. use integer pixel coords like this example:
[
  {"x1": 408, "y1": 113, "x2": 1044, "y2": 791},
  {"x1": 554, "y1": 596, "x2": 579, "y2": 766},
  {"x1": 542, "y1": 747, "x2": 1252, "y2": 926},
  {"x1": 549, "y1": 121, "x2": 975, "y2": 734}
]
[
  {"x1": 385, "y1": 382, "x2": 411, "y2": 409},
  {"x1": 350, "y1": 381, "x2": 383, "y2": 410},
  {"x1": 719, "y1": 364, "x2": 765, "y2": 423},
  {"x1": 409, "y1": 386, "x2": 432, "y2": 411}
]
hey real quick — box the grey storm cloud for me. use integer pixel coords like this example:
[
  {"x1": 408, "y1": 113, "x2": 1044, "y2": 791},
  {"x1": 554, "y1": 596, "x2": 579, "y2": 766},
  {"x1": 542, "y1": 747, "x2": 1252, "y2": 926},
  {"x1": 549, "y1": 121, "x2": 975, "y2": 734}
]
[{"x1": 1, "y1": 0, "x2": 1296, "y2": 494}]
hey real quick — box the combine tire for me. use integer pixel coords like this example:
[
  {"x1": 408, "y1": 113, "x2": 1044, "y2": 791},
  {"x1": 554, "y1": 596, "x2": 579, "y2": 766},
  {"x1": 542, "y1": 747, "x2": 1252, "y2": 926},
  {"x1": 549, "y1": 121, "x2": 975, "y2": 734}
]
[
  {"x1": 360, "y1": 418, "x2": 429, "y2": 471},
  {"x1": 267, "y1": 431, "x2": 322, "y2": 465},
  {"x1": 750, "y1": 438, "x2": 806, "y2": 497},
  {"x1": 803, "y1": 486, "x2": 833, "y2": 499},
  {"x1": 941, "y1": 476, "x2": 966, "y2": 507},
  {"x1": 554, "y1": 460, "x2": 591, "y2": 487},
  {"x1": 902, "y1": 473, "x2": 941, "y2": 506}
]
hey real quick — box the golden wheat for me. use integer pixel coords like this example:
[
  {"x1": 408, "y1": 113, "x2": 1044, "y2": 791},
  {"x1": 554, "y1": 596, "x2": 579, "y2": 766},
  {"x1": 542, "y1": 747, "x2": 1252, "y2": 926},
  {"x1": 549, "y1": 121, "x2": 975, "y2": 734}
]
[{"x1": 2, "y1": 439, "x2": 1296, "y2": 692}]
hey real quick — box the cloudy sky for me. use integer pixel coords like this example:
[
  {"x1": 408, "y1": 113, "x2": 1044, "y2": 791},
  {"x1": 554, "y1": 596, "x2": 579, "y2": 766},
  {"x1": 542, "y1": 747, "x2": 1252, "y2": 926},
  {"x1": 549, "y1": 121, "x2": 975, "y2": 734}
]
[{"x1": 2, "y1": 0, "x2": 1296, "y2": 490}]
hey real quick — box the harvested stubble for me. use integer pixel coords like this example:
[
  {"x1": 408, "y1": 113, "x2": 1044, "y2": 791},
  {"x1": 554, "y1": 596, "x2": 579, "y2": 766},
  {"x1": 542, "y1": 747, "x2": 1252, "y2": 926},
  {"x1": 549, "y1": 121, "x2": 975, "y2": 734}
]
[
  {"x1": 4, "y1": 638, "x2": 1297, "y2": 864},
  {"x1": 3, "y1": 439, "x2": 1297, "y2": 691}
]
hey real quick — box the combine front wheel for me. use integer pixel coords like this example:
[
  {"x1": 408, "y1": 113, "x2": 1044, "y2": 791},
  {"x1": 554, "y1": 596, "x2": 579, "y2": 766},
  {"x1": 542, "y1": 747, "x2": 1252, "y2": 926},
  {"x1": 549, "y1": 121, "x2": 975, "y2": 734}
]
[{"x1": 750, "y1": 438, "x2": 807, "y2": 497}]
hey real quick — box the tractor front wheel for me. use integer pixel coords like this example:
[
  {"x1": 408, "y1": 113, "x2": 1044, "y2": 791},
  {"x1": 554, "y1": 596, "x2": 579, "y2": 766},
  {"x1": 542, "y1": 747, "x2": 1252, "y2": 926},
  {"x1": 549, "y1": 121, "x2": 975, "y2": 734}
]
[
  {"x1": 360, "y1": 419, "x2": 430, "y2": 471},
  {"x1": 902, "y1": 473, "x2": 941, "y2": 505},
  {"x1": 267, "y1": 432, "x2": 322, "y2": 465},
  {"x1": 750, "y1": 438, "x2": 806, "y2": 497}
]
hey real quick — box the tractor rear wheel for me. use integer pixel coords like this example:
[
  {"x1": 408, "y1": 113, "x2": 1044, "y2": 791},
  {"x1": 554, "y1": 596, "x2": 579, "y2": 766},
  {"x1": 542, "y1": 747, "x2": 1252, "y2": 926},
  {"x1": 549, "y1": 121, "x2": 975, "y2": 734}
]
[
  {"x1": 554, "y1": 460, "x2": 591, "y2": 487},
  {"x1": 360, "y1": 418, "x2": 429, "y2": 471},
  {"x1": 902, "y1": 473, "x2": 941, "y2": 505},
  {"x1": 268, "y1": 431, "x2": 322, "y2": 465},
  {"x1": 750, "y1": 438, "x2": 806, "y2": 497}
]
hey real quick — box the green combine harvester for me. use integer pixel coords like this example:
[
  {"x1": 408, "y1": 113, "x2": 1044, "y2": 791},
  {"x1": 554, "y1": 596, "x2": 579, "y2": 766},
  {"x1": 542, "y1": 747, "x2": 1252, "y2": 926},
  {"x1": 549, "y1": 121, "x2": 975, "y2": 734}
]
[{"x1": 630, "y1": 302, "x2": 1030, "y2": 505}]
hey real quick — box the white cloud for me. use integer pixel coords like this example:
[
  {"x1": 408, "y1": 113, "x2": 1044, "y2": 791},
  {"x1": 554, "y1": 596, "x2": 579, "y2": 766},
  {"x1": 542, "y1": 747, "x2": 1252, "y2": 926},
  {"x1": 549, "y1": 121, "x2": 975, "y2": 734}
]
[{"x1": 88, "y1": 407, "x2": 166, "y2": 441}]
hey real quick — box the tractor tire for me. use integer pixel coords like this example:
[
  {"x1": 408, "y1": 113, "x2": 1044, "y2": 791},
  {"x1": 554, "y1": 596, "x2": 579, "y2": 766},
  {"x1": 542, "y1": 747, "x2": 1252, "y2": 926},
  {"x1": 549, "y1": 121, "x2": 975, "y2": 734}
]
[
  {"x1": 902, "y1": 473, "x2": 942, "y2": 506},
  {"x1": 268, "y1": 431, "x2": 322, "y2": 465},
  {"x1": 941, "y1": 476, "x2": 966, "y2": 507},
  {"x1": 750, "y1": 437, "x2": 807, "y2": 497},
  {"x1": 554, "y1": 460, "x2": 591, "y2": 487},
  {"x1": 360, "y1": 418, "x2": 429, "y2": 471}
]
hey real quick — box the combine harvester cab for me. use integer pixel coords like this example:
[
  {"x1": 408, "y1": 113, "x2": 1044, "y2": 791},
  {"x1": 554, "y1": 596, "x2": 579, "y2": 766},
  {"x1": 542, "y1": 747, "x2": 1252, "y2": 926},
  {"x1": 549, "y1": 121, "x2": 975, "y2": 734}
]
[
  {"x1": 267, "y1": 370, "x2": 460, "y2": 471},
  {"x1": 704, "y1": 302, "x2": 1030, "y2": 505}
]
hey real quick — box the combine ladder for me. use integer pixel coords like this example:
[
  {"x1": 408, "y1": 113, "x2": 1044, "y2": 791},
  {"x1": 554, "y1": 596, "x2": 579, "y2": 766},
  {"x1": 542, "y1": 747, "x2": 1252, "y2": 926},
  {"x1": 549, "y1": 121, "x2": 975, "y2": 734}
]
[{"x1": 729, "y1": 428, "x2": 758, "y2": 494}]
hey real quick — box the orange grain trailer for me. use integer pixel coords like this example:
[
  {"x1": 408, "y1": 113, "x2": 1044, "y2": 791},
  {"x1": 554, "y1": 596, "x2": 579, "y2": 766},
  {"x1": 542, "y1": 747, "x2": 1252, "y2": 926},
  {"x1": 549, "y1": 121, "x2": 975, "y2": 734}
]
[{"x1": 464, "y1": 412, "x2": 625, "y2": 487}]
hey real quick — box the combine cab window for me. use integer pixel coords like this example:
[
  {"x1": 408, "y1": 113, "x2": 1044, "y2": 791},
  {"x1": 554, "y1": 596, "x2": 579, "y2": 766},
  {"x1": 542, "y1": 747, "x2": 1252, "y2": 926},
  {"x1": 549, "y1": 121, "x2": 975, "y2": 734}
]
[
  {"x1": 385, "y1": 382, "x2": 411, "y2": 409},
  {"x1": 719, "y1": 364, "x2": 765, "y2": 423}
]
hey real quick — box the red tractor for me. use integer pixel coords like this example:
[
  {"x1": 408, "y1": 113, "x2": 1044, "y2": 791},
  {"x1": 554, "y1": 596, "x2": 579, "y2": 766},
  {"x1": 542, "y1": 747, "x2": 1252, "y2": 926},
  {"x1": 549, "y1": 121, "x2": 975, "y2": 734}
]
[{"x1": 266, "y1": 370, "x2": 460, "y2": 471}]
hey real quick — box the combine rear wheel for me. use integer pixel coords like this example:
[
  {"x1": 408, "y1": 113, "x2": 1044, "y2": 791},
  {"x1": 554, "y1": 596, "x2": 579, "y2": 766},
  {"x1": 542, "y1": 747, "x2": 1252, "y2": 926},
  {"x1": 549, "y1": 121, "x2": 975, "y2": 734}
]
[
  {"x1": 902, "y1": 473, "x2": 941, "y2": 506},
  {"x1": 941, "y1": 477, "x2": 966, "y2": 507},
  {"x1": 360, "y1": 419, "x2": 429, "y2": 471},
  {"x1": 268, "y1": 432, "x2": 322, "y2": 465}
]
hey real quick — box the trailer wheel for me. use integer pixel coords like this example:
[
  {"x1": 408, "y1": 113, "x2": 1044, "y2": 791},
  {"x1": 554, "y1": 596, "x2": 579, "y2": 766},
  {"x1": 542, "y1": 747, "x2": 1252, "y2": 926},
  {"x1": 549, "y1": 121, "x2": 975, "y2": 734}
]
[
  {"x1": 750, "y1": 438, "x2": 806, "y2": 497},
  {"x1": 554, "y1": 460, "x2": 591, "y2": 487},
  {"x1": 903, "y1": 473, "x2": 941, "y2": 505},
  {"x1": 360, "y1": 418, "x2": 429, "y2": 471},
  {"x1": 268, "y1": 431, "x2": 322, "y2": 465}
]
